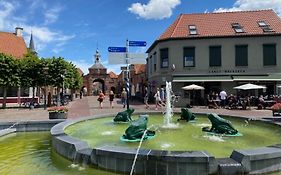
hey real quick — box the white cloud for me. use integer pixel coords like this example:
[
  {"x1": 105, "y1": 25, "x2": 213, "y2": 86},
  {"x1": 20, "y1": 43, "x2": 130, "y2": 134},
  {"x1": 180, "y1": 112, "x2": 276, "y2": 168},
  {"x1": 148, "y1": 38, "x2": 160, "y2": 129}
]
[
  {"x1": 44, "y1": 5, "x2": 63, "y2": 25},
  {"x1": 0, "y1": 0, "x2": 74, "y2": 54},
  {"x1": 214, "y1": 0, "x2": 281, "y2": 16},
  {"x1": 128, "y1": 0, "x2": 181, "y2": 20},
  {"x1": 0, "y1": 1, "x2": 16, "y2": 30}
]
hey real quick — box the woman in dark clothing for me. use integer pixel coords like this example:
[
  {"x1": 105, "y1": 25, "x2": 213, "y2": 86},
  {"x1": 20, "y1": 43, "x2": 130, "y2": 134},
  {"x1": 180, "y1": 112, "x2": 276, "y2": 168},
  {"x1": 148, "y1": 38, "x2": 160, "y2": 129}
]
[{"x1": 109, "y1": 90, "x2": 114, "y2": 108}]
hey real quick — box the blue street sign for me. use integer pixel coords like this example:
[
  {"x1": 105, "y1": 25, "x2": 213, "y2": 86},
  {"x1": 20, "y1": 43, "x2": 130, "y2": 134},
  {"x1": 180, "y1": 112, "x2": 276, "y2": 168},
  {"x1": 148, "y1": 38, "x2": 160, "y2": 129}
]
[
  {"x1": 108, "y1": 47, "x2": 126, "y2": 52},
  {"x1": 129, "y1": 41, "x2": 147, "y2": 47}
]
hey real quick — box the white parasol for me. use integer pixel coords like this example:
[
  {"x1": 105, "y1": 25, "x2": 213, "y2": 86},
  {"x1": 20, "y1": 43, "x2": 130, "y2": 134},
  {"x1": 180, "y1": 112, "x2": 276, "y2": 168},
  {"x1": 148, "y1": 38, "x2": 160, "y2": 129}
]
[{"x1": 233, "y1": 83, "x2": 266, "y2": 90}]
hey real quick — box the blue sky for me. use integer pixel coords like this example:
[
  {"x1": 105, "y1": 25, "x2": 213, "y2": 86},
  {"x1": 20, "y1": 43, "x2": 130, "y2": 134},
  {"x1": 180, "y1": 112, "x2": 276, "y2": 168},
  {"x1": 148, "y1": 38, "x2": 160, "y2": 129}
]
[{"x1": 1, "y1": 0, "x2": 281, "y2": 74}]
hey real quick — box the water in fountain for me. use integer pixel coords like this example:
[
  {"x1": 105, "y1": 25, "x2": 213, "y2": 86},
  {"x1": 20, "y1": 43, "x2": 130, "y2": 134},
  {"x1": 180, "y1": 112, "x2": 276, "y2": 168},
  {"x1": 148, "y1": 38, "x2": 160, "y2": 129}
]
[
  {"x1": 130, "y1": 129, "x2": 148, "y2": 175},
  {"x1": 162, "y1": 81, "x2": 179, "y2": 129}
]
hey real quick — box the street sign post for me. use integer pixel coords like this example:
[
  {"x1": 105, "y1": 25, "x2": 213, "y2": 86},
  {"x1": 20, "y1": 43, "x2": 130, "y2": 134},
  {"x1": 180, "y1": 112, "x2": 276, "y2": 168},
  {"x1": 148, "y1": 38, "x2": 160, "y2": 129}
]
[
  {"x1": 129, "y1": 41, "x2": 147, "y2": 47},
  {"x1": 108, "y1": 40, "x2": 147, "y2": 109},
  {"x1": 108, "y1": 47, "x2": 126, "y2": 52}
]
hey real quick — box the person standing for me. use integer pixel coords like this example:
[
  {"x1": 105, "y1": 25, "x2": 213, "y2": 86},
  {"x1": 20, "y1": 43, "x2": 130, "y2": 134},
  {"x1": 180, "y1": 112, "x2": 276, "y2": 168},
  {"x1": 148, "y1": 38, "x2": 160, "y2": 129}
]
[
  {"x1": 98, "y1": 90, "x2": 105, "y2": 109},
  {"x1": 121, "y1": 88, "x2": 127, "y2": 108},
  {"x1": 219, "y1": 90, "x2": 227, "y2": 108},
  {"x1": 109, "y1": 90, "x2": 115, "y2": 108}
]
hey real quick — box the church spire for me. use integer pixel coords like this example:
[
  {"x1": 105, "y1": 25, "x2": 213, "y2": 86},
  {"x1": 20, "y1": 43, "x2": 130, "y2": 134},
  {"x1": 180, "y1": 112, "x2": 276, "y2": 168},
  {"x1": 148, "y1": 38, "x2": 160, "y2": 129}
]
[{"x1": 29, "y1": 32, "x2": 37, "y2": 55}]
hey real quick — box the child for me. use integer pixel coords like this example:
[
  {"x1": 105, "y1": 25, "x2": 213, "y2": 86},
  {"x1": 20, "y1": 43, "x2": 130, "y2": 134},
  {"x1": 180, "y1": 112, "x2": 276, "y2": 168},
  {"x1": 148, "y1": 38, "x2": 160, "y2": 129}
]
[{"x1": 98, "y1": 90, "x2": 105, "y2": 109}]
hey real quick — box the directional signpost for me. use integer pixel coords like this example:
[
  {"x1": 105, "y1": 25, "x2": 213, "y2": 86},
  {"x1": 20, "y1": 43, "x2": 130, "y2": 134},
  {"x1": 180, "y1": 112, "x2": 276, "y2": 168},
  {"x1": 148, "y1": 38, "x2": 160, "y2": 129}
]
[
  {"x1": 129, "y1": 41, "x2": 147, "y2": 47},
  {"x1": 108, "y1": 47, "x2": 126, "y2": 52},
  {"x1": 108, "y1": 40, "x2": 147, "y2": 109}
]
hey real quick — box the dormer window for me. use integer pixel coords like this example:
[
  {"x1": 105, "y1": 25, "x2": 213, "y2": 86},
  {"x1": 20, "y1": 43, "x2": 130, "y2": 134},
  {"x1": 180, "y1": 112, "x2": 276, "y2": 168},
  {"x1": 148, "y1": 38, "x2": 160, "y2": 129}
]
[
  {"x1": 257, "y1": 21, "x2": 275, "y2": 33},
  {"x1": 231, "y1": 23, "x2": 244, "y2": 33},
  {"x1": 258, "y1": 21, "x2": 268, "y2": 27},
  {"x1": 188, "y1": 25, "x2": 197, "y2": 35}
]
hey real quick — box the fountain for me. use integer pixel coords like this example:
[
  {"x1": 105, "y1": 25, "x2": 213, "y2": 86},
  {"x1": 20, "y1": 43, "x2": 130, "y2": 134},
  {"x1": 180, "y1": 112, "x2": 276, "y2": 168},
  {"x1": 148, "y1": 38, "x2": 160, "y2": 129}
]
[{"x1": 162, "y1": 81, "x2": 179, "y2": 129}]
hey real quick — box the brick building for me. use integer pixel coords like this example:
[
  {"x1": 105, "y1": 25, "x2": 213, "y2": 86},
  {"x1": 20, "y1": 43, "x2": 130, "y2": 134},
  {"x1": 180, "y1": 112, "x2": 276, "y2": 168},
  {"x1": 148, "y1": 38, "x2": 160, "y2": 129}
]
[{"x1": 82, "y1": 49, "x2": 118, "y2": 96}]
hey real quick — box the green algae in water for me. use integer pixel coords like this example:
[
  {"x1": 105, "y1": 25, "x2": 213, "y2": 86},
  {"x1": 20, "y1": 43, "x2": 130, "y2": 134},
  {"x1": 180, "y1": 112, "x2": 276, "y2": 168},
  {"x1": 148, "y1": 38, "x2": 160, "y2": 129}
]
[
  {"x1": 0, "y1": 131, "x2": 122, "y2": 175},
  {"x1": 65, "y1": 114, "x2": 281, "y2": 158}
]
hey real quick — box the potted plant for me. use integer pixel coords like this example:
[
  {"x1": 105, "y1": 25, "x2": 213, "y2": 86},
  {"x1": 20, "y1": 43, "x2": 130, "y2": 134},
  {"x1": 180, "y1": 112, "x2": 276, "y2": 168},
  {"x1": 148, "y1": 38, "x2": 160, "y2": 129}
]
[
  {"x1": 47, "y1": 106, "x2": 68, "y2": 119},
  {"x1": 270, "y1": 103, "x2": 281, "y2": 116}
]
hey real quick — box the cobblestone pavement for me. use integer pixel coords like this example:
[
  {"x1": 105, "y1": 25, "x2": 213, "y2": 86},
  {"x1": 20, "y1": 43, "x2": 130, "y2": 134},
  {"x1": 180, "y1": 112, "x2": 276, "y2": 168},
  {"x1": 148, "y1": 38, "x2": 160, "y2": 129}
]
[{"x1": 0, "y1": 96, "x2": 278, "y2": 123}]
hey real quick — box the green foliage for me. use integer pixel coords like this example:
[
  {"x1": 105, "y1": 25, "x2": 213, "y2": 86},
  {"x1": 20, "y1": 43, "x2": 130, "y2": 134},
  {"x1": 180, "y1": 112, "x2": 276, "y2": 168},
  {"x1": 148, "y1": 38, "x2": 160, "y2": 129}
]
[
  {"x1": 19, "y1": 50, "x2": 42, "y2": 88},
  {"x1": 41, "y1": 57, "x2": 83, "y2": 90},
  {"x1": 0, "y1": 53, "x2": 20, "y2": 87}
]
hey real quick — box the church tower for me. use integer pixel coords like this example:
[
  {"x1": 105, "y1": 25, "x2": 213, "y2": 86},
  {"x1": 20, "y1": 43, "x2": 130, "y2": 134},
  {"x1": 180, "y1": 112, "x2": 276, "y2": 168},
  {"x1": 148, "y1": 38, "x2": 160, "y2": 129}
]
[{"x1": 29, "y1": 32, "x2": 37, "y2": 55}]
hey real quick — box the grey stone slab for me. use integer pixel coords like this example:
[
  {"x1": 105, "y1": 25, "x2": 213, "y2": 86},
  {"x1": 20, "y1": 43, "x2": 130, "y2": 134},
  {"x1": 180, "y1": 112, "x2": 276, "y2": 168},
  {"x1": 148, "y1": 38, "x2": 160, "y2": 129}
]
[
  {"x1": 95, "y1": 145, "x2": 150, "y2": 160},
  {"x1": 0, "y1": 128, "x2": 16, "y2": 137},
  {"x1": 75, "y1": 148, "x2": 92, "y2": 165},
  {"x1": 217, "y1": 158, "x2": 243, "y2": 175},
  {"x1": 52, "y1": 135, "x2": 90, "y2": 160},
  {"x1": 148, "y1": 150, "x2": 214, "y2": 163},
  {"x1": 231, "y1": 147, "x2": 281, "y2": 173},
  {"x1": 50, "y1": 120, "x2": 74, "y2": 136}
]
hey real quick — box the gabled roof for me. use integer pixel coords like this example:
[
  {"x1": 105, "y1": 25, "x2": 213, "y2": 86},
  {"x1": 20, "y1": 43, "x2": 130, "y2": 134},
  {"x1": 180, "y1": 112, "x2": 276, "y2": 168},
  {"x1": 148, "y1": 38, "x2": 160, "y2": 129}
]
[
  {"x1": 76, "y1": 68, "x2": 84, "y2": 76},
  {"x1": 160, "y1": 9, "x2": 281, "y2": 39},
  {"x1": 108, "y1": 71, "x2": 118, "y2": 79},
  {"x1": 0, "y1": 32, "x2": 27, "y2": 58},
  {"x1": 148, "y1": 9, "x2": 281, "y2": 52}
]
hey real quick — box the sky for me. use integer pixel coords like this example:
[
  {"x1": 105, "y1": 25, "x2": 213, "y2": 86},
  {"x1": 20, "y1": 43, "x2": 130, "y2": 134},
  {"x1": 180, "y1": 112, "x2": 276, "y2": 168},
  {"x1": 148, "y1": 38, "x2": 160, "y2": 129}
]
[{"x1": 1, "y1": 0, "x2": 281, "y2": 74}]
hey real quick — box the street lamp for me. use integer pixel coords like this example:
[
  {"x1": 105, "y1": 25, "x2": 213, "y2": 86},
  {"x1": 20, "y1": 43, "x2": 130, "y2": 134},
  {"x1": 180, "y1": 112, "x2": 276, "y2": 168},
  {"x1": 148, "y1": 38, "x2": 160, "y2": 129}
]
[{"x1": 43, "y1": 67, "x2": 49, "y2": 109}]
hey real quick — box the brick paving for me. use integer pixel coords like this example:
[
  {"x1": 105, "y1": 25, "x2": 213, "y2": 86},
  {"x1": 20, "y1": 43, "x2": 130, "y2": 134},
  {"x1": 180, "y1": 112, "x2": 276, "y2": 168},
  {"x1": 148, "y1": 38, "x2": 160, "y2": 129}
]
[{"x1": 0, "y1": 96, "x2": 278, "y2": 123}]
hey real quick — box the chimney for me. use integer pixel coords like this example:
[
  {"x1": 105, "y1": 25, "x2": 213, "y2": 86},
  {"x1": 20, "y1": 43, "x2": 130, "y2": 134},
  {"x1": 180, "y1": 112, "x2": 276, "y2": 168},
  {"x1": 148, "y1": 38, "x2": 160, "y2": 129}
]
[{"x1": 15, "y1": 27, "x2": 23, "y2": 37}]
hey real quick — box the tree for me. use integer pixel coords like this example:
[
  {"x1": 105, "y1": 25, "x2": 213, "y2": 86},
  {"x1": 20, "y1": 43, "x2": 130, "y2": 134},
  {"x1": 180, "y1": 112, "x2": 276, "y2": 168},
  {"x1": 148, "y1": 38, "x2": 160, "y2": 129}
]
[
  {"x1": 19, "y1": 50, "x2": 42, "y2": 106},
  {"x1": 0, "y1": 53, "x2": 20, "y2": 108}
]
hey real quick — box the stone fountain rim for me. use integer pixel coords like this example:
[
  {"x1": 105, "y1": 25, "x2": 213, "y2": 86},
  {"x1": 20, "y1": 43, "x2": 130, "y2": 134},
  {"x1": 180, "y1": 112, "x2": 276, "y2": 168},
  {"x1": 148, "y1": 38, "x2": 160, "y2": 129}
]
[{"x1": 50, "y1": 112, "x2": 281, "y2": 175}]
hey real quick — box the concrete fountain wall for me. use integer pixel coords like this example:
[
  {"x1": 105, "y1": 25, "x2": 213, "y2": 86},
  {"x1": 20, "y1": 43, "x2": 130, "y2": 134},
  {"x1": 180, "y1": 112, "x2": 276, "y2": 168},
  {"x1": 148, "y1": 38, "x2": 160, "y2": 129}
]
[{"x1": 50, "y1": 113, "x2": 281, "y2": 175}]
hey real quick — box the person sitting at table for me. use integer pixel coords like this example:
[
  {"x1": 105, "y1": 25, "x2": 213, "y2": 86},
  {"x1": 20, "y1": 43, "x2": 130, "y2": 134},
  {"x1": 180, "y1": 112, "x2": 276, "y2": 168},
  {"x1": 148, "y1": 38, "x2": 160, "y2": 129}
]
[
  {"x1": 227, "y1": 94, "x2": 238, "y2": 109},
  {"x1": 207, "y1": 94, "x2": 219, "y2": 109}
]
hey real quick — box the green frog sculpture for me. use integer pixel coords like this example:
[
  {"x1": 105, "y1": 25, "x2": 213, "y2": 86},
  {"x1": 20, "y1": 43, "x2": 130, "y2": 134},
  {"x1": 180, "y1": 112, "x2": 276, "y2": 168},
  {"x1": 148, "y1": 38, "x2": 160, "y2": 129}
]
[
  {"x1": 202, "y1": 113, "x2": 239, "y2": 135},
  {"x1": 177, "y1": 108, "x2": 196, "y2": 122},
  {"x1": 113, "y1": 108, "x2": 134, "y2": 122},
  {"x1": 121, "y1": 114, "x2": 155, "y2": 141}
]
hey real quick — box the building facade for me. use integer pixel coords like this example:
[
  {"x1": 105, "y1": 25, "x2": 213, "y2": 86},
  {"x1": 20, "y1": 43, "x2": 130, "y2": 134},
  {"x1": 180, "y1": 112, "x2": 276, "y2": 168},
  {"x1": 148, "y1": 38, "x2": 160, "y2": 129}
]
[{"x1": 147, "y1": 10, "x2": 281, "y2": 106}]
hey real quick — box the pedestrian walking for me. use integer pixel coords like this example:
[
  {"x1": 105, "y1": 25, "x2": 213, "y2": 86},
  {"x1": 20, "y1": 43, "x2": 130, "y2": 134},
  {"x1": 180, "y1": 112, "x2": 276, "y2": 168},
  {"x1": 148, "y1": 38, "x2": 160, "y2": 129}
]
[
  {"x1": 144, "y1": 87, "x2": 149, "y2": 109},
  {"x1": 98, "y1": 90, "x2": 105, "y2": 109},
  {"x1": 121, "y1": 88, "x2": 127, "y2": 108},
  {"x1": 154, "y1": 88, "x2": 161, "y2": 110},
  {"x1": 109, "y1": 90, "x2": 115, "y2": 108}
]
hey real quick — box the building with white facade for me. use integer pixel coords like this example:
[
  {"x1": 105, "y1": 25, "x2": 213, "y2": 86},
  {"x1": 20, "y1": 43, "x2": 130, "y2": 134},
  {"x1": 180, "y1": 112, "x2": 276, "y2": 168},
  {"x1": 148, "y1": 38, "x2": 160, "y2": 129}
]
[{"x1": 147, "y1": 10, "x2": 281, "y2": 106}]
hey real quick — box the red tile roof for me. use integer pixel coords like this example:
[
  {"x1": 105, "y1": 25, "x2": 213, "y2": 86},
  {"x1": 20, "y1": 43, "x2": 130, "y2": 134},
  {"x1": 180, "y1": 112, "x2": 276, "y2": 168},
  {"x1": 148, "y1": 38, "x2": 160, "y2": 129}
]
[
  {"x1": 159, "y1": 9, "x2": 281, "y2": 40},
  {"x1": 108, "y1": 71, "x2": 118, "y2": 79},
  {"x1": 133, "y1": 64, "x2": 146, "y2": 74},
  {"x1": 76, "y1": 68, "x2": 84, "y2": 76},
  {"x1": 0, "y1": 32, "x2": 27, "y2": 58}
]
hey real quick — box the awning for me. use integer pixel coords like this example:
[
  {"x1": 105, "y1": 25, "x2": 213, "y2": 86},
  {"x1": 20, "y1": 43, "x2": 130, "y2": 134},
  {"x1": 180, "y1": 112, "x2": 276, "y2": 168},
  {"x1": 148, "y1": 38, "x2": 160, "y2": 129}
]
[
  {"x1": 173, "y1": 76, "x2": 233, "y2": 82},
  {"x1": 232, "y1": 74, "x2": 281, "y2": 81}
]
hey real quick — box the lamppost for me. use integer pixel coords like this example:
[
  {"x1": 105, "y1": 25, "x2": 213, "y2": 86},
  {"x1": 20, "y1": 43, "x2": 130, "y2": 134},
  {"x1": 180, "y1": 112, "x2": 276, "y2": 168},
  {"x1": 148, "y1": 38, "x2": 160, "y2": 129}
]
[{"x1": 43, "y1": 67, "x2": 49, "y2": 109}]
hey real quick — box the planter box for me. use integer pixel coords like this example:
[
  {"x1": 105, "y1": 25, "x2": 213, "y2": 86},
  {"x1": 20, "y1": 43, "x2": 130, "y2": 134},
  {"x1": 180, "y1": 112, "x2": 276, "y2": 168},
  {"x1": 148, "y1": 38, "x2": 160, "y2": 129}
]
[{"x1": 49, "y1": 112, "x2": 67, "y2": 119}]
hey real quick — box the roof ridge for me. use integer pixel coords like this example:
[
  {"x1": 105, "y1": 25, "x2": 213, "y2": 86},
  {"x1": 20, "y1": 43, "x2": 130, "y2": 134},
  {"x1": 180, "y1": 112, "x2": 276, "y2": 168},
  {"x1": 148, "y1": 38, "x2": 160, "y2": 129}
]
[
  {"x1": 182, "y1": 9, "x2": 274, "y2": 16},
  {"x1": 0, "y1": 31, "x2": 15, "y2": 35},
  {"x1": 171, "y1": 14, "x2": 184, "y2": 37}
]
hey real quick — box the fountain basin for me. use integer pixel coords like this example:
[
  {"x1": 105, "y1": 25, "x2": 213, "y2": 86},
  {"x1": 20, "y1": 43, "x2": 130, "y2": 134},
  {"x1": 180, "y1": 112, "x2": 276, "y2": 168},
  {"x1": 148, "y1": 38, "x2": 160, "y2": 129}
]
[{"x1": 51, "y1": 112, "x2": 281, "y2": 175}]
